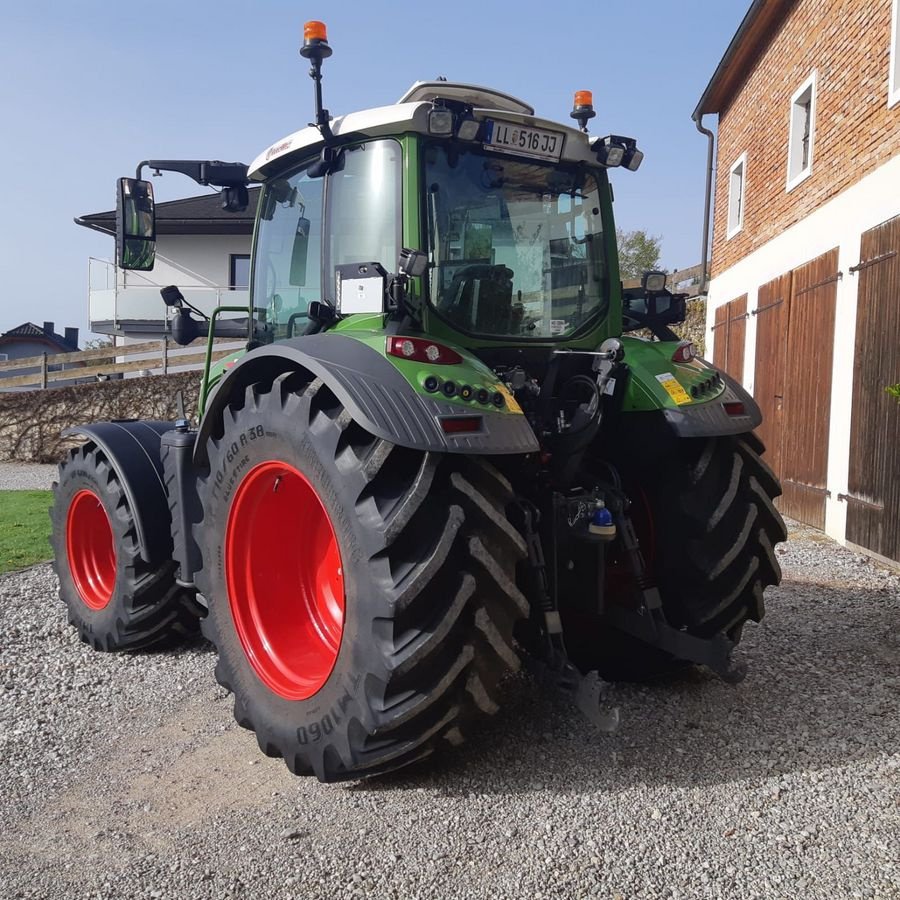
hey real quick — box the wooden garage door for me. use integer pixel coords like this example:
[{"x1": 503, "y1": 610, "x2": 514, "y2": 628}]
[
  {"x1": 779, "y1": 249, "x2": 839, "y2": 529},
  {"x1": 753, "y1": 272, "x2": 793, "y2": 481},
  {"x1": 753, "y1": 250, "x2": 839, "y2": 528},
  {"x1": 711, "y1": 294, "x2": 748, "y2": 382},
  {"x1": 845, "y1": 215, "x2": 900, "y2": 563}
]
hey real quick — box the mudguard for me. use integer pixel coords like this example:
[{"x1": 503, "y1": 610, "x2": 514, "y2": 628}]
[
  {"x1": 659, "y1": 371, "x2": 762, "y2": 438},
  {"x1": 194, "y1": 333, "x2": 539, "y2": 467},
  {"x1": 61, "y1": 420, "x2": 175, "y2": 565}
]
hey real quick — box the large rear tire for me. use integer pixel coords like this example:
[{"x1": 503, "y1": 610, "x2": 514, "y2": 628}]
[
  {"x1": 50, "y1": 442, "x2": 200, "y2": 651},
  {"x1": 586, "y1": 432, "x2": 787, "y2": 680},
  {"x1": 650, "y1": 431, "x2": 787, "y2": 634},
  {"x1": 194, "y1": 373, "x2": 528, "y2": 781}
]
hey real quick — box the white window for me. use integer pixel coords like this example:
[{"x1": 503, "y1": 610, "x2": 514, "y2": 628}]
[
  {"x1": 890, "y1": 0, "x2": 900, "y2": 107},
  {"x1": 0, "y1": 353, "x2": 8, "y2": 362},
  {"x1": 727, "y1": 152, "x2": 747, "y2": 239},
  {"x1": 229, "y1": 254, "x2": 251, "y2": 290},
  {"x1": 787, "y1": 71, "x2": 817, "y2": 190}
]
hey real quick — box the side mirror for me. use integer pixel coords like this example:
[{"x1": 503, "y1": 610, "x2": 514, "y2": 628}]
[
  {"x1": 289, "y1": 217, "x2": 311, "y2": 285},
  {"x1": 171, "y1": 308, "x2": 199, "y2": 345},
  {"x1": 116, "y1": 178, "x2": 156, "y2": 271}
]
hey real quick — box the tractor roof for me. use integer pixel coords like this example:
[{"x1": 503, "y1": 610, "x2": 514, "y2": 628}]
[{"x1": 248, "y1": 81, "x2": 594, "y2": 181}]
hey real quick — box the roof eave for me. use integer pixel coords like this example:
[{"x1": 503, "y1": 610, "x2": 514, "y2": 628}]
[{"x1": 693, "y1": 0, "x2": 796, "y2": 119}]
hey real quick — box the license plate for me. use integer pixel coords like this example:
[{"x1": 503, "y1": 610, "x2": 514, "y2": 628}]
[{"x1": 483, "y1": 120, "x2": 564, "y2": 161}]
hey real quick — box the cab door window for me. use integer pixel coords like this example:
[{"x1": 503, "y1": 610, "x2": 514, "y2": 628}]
[
  {"x1": 252, "y1": 166, "x2": 324, "y2": 340},
  {"x1": 325, "y1": 139, "x2": 403, "y2": 303}
]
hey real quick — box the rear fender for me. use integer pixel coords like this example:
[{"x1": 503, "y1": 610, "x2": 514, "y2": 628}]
[
  {"x1": 620, "y1": 336, "x2": 762, "y2": 438},
  {"x1": 193, "y1": 334, "x2": 539, "y2": 467},
  {"x1": 658, "y1": 370, "x2": 762, "y2": 438},
  {"x1": 61, "y1": 421, "x2": 174, "y2": 565}
]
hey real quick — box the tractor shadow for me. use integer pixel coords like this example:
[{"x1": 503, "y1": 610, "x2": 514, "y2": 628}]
[{"x1": 354, "y1": 578, "x2": 899, "y2": 796}]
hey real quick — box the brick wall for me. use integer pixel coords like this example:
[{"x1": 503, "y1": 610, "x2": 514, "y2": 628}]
[{"x1": 710, "y1": 0, "x2": 900, "y2": 276}]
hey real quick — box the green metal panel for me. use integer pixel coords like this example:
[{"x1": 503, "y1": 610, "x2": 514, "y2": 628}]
[{"x1": 619, "y1": 337, "x2": 725, "y2": 412}]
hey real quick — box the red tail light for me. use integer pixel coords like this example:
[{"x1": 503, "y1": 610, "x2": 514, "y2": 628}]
[
  {"x1": 724, "y1": 401, "x2": 746, "y2": 416},
  {"x1": 672, "y1": 341, "x2": 696, "y2": 363},
  {"x1": 440, "y1": 416, "x2": 482, "y2": 434},
  {"x1": 386, "y1": 336, "x2": 463, "y2": 365}
]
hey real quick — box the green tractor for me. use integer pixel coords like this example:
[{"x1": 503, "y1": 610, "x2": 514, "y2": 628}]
[{"x1": 51, "y1": 23, "x2": 786, "y2": 781}]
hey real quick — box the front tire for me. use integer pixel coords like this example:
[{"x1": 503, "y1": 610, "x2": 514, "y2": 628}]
[
  {"x1": 50, "y1": 442, "x2": 199, "y2": 651},
  {"x1": 194, "y1": 373, "x2": 528, "y2": 781}
]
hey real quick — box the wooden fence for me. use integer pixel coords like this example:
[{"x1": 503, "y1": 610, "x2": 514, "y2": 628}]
[{"x1": 0, "y1": 338, "x2": 241, "y2": 390}]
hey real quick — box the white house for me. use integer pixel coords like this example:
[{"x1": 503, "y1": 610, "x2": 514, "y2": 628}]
[{"x1": 76, "y1": 188, "x2": 260, "y2": 341}]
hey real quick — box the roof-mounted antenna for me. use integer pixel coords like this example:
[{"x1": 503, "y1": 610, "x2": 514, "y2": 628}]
[{"x1": 300, "y1": 21, "x2": 333, "y2": 142}]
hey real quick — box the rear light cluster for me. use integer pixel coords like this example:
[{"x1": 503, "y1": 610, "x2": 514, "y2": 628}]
[
  {"x1": 386, "y1": 336, "x2": 506, "y2": 409},
  {"x1": 423, "y1": 375, "x2": 505, "y2": 408},
  {"x1": 671, "y1": 341, "x2": 697, "y2": 363},
  {"x1": 690, "y1": 371, "x2": 724, "y2": 398},
  {"x1": 386, "y1": 336, "x2": 463, "y2": 365}
]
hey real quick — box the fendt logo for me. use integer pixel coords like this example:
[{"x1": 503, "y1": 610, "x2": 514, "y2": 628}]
[{"x1": 266, "y1": 140, "x2": 292, "y2": 161}]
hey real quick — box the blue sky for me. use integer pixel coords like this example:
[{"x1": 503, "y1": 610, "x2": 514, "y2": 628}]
[{"x1": 0, "y1": 1, "x2": 748, "y2": 340}]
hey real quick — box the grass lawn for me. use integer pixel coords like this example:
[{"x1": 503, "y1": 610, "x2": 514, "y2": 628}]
[{"x1": 0, "y1": 490, "x2": 53, "y2": 574}]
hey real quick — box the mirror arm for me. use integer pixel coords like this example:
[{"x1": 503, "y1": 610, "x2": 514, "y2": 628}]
[{"x1": 135, "y1": 159, "x2": 249, "y2": 188}]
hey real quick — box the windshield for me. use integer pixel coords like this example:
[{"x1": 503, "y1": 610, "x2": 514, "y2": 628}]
[{"x1": 425, "y1": 144, "x2": 608, "y2": 339}]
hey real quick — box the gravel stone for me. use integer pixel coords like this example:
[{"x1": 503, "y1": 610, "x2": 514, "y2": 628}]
[
  {"x1": 0, "y1": 462, "x2": 58, "y2": 491},
  {"x1": 0, "y1": 522, "x2": 897, "y2": 898}
]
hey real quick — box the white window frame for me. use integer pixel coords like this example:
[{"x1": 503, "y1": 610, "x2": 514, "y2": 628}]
[
  {"x1": 890, "y1": 0, "x2": 900, "y2": 108},
  {"x1": 726, "y1": 152, "x2": 747, "y2": 239},
  {"x1": 786, "y1": 71, "x2": 817, "y2": 192}
]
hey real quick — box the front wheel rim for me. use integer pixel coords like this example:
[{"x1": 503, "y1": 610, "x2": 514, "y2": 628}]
[
  {"x1": 66, "y1": 490, "x2": 117, "y2": 610},
  {"x1": 225, "y1": 461, "x2": 345, "y2": 701}
]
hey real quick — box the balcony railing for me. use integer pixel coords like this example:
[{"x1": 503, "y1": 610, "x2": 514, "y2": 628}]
[{"x1": 89, "y1": 258, "x2": 249, "y2": 332}]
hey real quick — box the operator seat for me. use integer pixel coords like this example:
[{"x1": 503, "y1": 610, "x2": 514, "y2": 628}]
[{"x1": 445, "y1": 264, "x2": 515, "y2": 334}]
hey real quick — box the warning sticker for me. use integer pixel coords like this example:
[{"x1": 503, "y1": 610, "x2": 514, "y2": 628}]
[{"x1": 655, "y1": 372, "x2": 692, "y2": 406}]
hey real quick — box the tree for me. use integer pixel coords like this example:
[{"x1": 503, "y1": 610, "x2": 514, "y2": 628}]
[
  {"x1": 83, "y1": 335, "x2": 116, "y2": 367},
  {"x1": 616, "y1": 229, "x2": 662, "y2": 280},
  {"x1": 83, "y1": 336, "x2": 116, "y2": 351}
]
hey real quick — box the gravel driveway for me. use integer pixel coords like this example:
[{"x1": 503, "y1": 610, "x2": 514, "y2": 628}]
[
  {"x1": 0, "y1": 462, "x2": 57, "y2": 491},
  {"x1": 0, "y1": 525, "x2": 897, "y2": 899}
]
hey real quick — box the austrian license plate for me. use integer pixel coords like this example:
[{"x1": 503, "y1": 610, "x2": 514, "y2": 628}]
[{"x1": 483, "y1": 120, "x2": 564, "y2": 161}]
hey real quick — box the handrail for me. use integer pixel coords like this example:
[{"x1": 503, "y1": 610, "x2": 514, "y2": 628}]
[{"x1": 199, "y1": 306, "x2": 250, "y2": 412}]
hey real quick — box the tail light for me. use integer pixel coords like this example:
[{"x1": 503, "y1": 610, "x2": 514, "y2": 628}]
[
  {"x1": 440, "y1": 416, "x2": 482, "y2": 434},
  {"x1": 386, "y1": 336, "x2": 463, "y2": 365},
  {"x1": 723, "y1": 401, "x2": 746, "y2": 417},
  {"x1": 672, "y1": 341, "x2": 696, "y2": 363}
]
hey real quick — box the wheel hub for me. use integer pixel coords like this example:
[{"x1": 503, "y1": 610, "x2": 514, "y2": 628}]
[
  {"x1": 225, "y1": 461, "x2": 345, "y2": 701},
  {"x1": 66, "y1": 489, "x2": 117, "y2": 610}
]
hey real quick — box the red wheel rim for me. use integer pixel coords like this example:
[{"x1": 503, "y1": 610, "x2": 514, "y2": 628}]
[
  {"x1": 66, "y1": 490, "x2": 117, "y2": 610},
  {"x1": 225, "y1": 461, "x2": 345, "y2": 700}
]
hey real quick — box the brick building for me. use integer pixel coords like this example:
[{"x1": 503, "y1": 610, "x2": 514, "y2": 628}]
[{"x1": 695, "y1": 0, "x2": 900, "y2": 565}]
